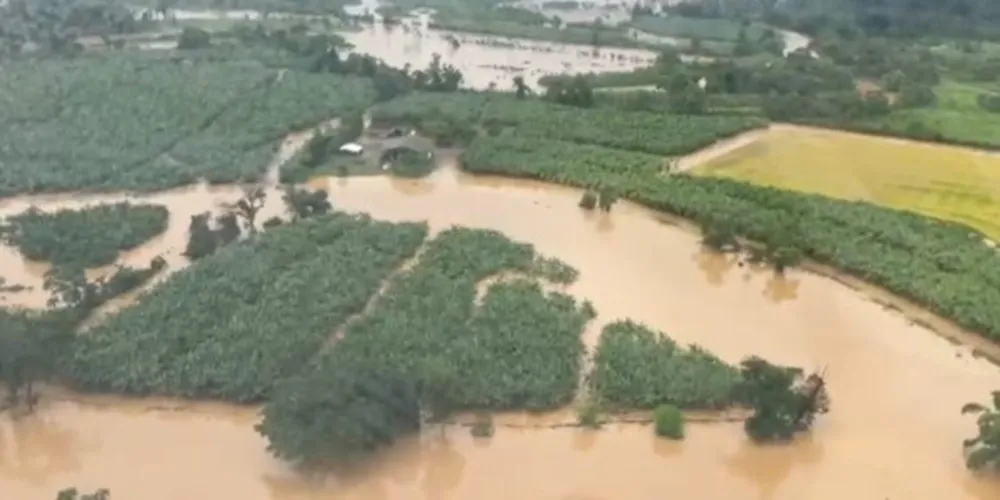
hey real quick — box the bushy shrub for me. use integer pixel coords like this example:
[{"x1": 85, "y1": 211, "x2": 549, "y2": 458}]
[
  {"x1": 470, "y1": 416, "x2": 495, "y2": 438},
  {"x1": 653, "y1": 404, "x2": 684, "y2": 439},
  {"x1": 577, "y1": 400, "x2": 603, "y2": 429}
]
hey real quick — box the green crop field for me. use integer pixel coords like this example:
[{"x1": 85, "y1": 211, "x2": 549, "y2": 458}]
[{"x1": 0, "y1": 54, "x2": 374, "y2": 195}]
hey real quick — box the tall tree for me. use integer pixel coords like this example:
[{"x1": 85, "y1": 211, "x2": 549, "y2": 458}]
[
  {"x1": 227, "y1": 186, "x2": 267, "y2": 235},
  {"x1": 512, "y1": 76, "x2": 530, "y2": 99}
]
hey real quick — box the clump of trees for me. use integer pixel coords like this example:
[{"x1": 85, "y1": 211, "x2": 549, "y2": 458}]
[
  {"x1": 1, "y1": 203, "x2": 170, "y2": 269},
  {"x1": 579, "y1": 187, "x2": 619, "y2": 212},
  {"x1": 0, "y1": 309, "x2": 66, "y2": 411},
  {"x1": 698, "y1": 216, "x2": 802, "y2": 273},
  {"x1": 544, "y1": 75, "x2": 594, "y2": 108},
  {"x1": 256, "y1": 360, "x2": 421, "y2": 465},
  {"x1": 282, "y1": 187, "x2": 332, "y2": 221},
  {"x1": 183, "y1": 212, "x2": 241, "y2": 261},
  {"x1": 1, "y1": 253, "x2": 165, "y2": 412},
  {"x1": 977, "y1": 93, "x2": 1000, "y2": 114},
  {"x1": 962, "y1": 391, "x2": 1000, "y2": 470},
  {"x1": 732, "y1": 356, "x2": 829, "y2": 442},
  {"x1": 225, "y1": 186, "x2": 267, "y2": 236},
  {"x1": 176, "y1": 26, "x2": 210, "y2": 50}
]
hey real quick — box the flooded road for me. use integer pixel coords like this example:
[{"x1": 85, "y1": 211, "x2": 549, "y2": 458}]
[{"x1": 2, "y1": 153, "x2": 1000, "y2": 498}]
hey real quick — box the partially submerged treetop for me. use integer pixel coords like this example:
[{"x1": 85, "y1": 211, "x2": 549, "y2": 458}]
[{"x1": 962, "y1": 391, "x2": 1000, "y2": 471}]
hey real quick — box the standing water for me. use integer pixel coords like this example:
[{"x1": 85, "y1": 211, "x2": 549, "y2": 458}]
[{"x1": 1, "y1": 153, "x2": 999, "y2": 498}]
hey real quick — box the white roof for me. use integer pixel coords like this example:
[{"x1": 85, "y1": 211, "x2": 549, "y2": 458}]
[{"x1": 339, "y1": 143, "x2": 363, "y2": 154}]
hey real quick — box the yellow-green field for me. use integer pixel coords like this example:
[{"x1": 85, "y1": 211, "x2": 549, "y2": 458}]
[{"x1": 694, "y1": 125, "x2": 1000, "y2": 239}]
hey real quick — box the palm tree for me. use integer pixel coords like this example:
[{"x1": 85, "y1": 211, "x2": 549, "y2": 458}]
[{"x1": 962, "y1": 391, "x2": 1000, "y2": 470}]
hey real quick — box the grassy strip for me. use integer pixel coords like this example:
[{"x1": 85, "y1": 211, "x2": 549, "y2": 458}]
[
  {"x1": 65, "y1": 214, "x2": 427, "y2": 402},
  {"x1": 631, "y1": 15, "x2": 765, "y2": 42},
  {"x1": 317, "y1": 227, "x2": 594, "y2": 411},
  {"x1": 1, "y1": 203, "x2": 169, "y2": 269},
  {"x1": 460, "y1": 134, "x2": 665, "y2": 182},
  {"x1": 590, "y1": 320, "x2": 739, "y2": 409},
  {"x1": 372, "y1": 92, "x2": 766, "y2": 155}
]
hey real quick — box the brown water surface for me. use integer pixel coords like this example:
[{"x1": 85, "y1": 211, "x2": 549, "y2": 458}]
[{"x1": 1, "y1": 155, "x2": 999, "y2": 499}]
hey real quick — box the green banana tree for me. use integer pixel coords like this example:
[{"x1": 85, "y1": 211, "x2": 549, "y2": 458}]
[{"x1": 962, "y1": 391, "x2": 1000, "y2": 470}]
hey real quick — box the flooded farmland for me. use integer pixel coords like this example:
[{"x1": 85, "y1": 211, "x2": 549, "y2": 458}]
[
  {"x1": 0, "y1": 6, "x2": 994, "y2": 499},
  {"x1": 2, "y1": 153, "x2": 1000, "y2": 499}
]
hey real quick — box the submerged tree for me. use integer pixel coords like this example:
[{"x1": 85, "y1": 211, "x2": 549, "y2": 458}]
[
  {"x1": 0, "y1": 308, "x2": 73, "y2": 412},
  {"x1": 257, "y1": 360, "x2": 421, "y2": 465},
  {"x1": 597, "y1": 186, "x2": 618, "y2": 212},
  {"x1": 227, "y1": 186, "x2": 267, "y2": 235},
  {"x1": 732, "y1": 356, "x2": 829, "y2": 442},
  {"x1": 183, "y1": 212, "x2": 243, "y2": 261},
  {"x1": 578, "y1": 191, "x2": 598, "y2": 210},
  {"x1": 56, "y1": 488, "x2": 111, "y2": 500},
  {"x1": 282, "y1": 187, "x2": 332, "y2": 221},
  {"x1": 962, "y1": 391, "x2": 1000, "y2": 470},
  {"x1": 512, "y1": 76, "x2": 530, "y2": 99}
]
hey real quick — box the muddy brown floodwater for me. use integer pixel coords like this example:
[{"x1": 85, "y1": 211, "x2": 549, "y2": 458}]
[{"x1": 2, "y1": 154, "x2": 1000, "y2": 499}]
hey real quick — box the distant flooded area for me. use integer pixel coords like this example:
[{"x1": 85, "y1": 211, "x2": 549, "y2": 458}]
[{"x1": 342, "y1": 24, "x2": 655, "y2": 90}]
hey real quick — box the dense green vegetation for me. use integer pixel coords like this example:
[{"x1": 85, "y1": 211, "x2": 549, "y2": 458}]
[
  {"x1": 257, "y1": 228, "x2": 594, "y2": 462},
  {"x1": 372, "y1": 92, "x2": 766, "y2": 155},
  {"x1": 0, "y1": 308, "x2": 73, "y2": 409},
  {"x1": 314, "y1": 228, "x2": 593, "y2": 410},
  {"x1": 733, "y1": 357, "x2": 829, "y2": 442},
  {"x1": 962, "y1": 392, "x2": 1000, "y2": 470},
  {"x1": 0, "y1": 0, "x2": 153, "y2": 57},
  {"x1": 66, "y1": 214, "x2": 427, "y2": 402},
  {"x1": 1, "y1": 203, "x2": 169, "y2": 269},
  {"x1": 0, "y1": 55, "x2": 374, "y2": 195},
  {"x1": 0, "y1": 253, "x2": 164, "y2": 410},
  {"x1": 589, "y1": 321, "x2": 738, "y2": 410}
]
